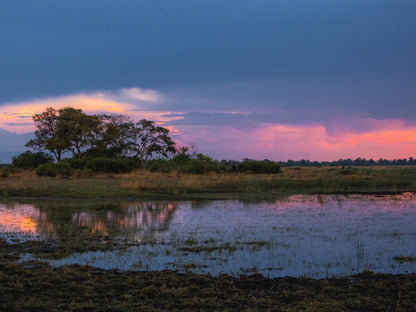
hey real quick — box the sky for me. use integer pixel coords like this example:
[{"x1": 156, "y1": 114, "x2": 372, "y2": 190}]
[{"x1": 1, "y1": 0, "x2": 416, "y2": 163}]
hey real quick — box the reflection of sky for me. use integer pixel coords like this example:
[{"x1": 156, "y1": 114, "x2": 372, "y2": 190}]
[
  {"x1": 0, "y1": 204, "x2": 41, "y2": 235},
  {"x1": 0, "y1": 201, "x2": 177, "y2": 243},
  {"x1": 6, "y1": 194, "x2": 416, "y2": 278}
]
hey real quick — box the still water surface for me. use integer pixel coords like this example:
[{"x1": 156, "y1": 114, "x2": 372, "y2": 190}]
[{"x1": 1, "y1": 194, "x2": 416, "y2": 278}]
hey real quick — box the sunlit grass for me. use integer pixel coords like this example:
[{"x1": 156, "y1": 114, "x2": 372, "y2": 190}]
[
  {"x1": 1, "y1": 166, "x2": 416, "y2": 199},
  {"x1": 120, "y1": 166, "x2": 416, "y2": 195},
  {"x1": 120, "y1": 171, "x2": 279, "y2": 194}
]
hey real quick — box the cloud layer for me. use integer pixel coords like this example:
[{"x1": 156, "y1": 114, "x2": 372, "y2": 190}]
[
  {"x1": 1, "y1": 86, "x2": 416, "y2": 163},
  {"x1": 1, "y1": 1, "x2": 416, "y2": 162}
]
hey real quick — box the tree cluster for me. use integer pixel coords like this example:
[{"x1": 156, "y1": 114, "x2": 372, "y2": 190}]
[
  {"x1": 25, "y1": 107, "x2": 176, "y2": 168},
  {"x1": 279, "y1": 157, "x2": 416, "y2": 167},
  {"x1": 147, "y1": 147, "x2": 281, "y2": 174}
]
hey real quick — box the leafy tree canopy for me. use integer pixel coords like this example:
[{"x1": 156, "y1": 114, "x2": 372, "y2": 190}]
[{"x1": 25, "y1": 107, "x2": 177, "y2": 167}]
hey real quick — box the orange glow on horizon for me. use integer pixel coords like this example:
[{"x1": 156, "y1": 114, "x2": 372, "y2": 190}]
[
  {"x1": 178, "y1": 121, "x2": 416, "y2": 161},
  {"x1": 0, "y1": 93, "x2": 182, "y2": 135},
  {"x1": 1, "y1": 90, "x2": 416, "y2": 161},
  {"x1": 254, "y1": 123, "x2": 416, "y2": 160}
]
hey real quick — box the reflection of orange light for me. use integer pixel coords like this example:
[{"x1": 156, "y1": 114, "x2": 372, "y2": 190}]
[
  {"x1": 91, "y1": 223, "x2": 108, "y2": 234},
  {"x1": 20, "y1": 217, "x2": 36, "y2": 232},
  {"x1": 0, "y1": 212, "x2": 38, "y2": 233},
  {"x1": 168, "y1": 204, "x2": 174, "y2": 211}
]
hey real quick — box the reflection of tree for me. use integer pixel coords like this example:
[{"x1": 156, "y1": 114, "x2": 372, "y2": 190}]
[
  {"x1": 0, "y1": 201, "x2": 177, "y2": 246},
  {"x1": 71, "y1": 202, "x2": 176, "y2": 239}
]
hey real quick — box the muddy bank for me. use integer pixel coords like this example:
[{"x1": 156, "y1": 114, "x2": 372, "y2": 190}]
[{"x1": 1, "y1": 261, "x2": 416, "y2": 311}]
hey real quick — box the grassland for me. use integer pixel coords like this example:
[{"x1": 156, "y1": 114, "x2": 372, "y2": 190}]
[{"x1": 1, "y1": 166, "x2": 416, "y2": 200}]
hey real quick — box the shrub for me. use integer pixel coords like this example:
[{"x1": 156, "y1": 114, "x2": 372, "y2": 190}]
[
  {"x1": 237, "y1": 160, "x2": 281, "y2": 174},
  {"x1": 36, "y1": 164, "x2": 58, "y2": 177},
  {"x1": 12, "y1": 151, "x2": 54, "y2": 169},
  {"x1": 56, "y1": 162, "x2": 75, "y2": 177},
  {"x1": 86, "y1": 158, "x2": 138, "y2": 173},
  {"x1": 35, "y1": 162, "x2": 75, "y2": 177},
  {"x1": 147, "y1": 159, "x2": 174, "y2": 173},
  {"x1": 148, "y1": 154, "x2": 229, "y2": 174},
  {"x1": 62, "y1": 158, "x2": 87, "y2": 170}
]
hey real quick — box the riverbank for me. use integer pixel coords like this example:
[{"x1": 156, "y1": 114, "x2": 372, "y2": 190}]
[
  {"x1": 1, "y1": 166, "x2": 416, "y2": 200},
  {"x1": 0, "y1": 261, "x2": 414, "y2": 311}
]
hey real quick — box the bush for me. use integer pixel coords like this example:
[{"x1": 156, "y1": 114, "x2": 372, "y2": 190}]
[
  {"x1": 85, "y1": 157, "x2": 138, "y2": 173},
  {"x1": 147, "y1": 159, "x2": 174, "y2": 173},
  {"x1": 237, "y1": 160, "x2": 281, "y2": 174},
  {"x1": 147, "y1": 154, "x2": 223, "y2": 174},
  {"x1": 62, "y1": 158, "x2": 87, "y2": 170},
  {"x1": 181, "y1": 154, "x2": 228, "y2": 174},
  {"x1": 36, "y1": 164, "x2": 58, "y2": 177},
  {"x1": 12, "y1": 151, "x2": 54, "y2": 169},
  {"x1": 56, "y1": 162, "x2": 75, "y2": 177},
  {"x1": 36, "y1": 162, "x2": 75, "y2": 177}
]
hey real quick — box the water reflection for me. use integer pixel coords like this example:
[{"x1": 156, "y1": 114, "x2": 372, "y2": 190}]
[
  {"x1": 2, "y1": 194, "x2": 416, "y2": 278},
  {"x1": 0, "y1": 201, "x2": 177, "y2": 243},
  {"x1": 0, "y1": 203, "x2": 50, "y2": 238}
]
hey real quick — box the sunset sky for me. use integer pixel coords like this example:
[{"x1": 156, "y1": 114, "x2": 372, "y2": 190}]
[{"x1": 1, "y1": 1, "x2": 416, "y2": 163}]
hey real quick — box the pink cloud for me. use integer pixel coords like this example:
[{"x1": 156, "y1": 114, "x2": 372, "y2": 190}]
[
  {"x1": 1, "y1": 89, "x2": 416, "y2": 161},
  {"x1": 173, "y1": 121, "x2": 416, "y2": 161}
]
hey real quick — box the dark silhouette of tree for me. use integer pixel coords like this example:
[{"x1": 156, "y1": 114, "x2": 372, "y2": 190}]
[
  {"x1": 128, "y1": 119, "x2": 176, "y2": 168},
  {"x1": 89, "y1": 114, "x2": 133, "y2": 157},
  {"x1": 26, "y1": 107, "x2": 68, "y2": 161},
  {"x1": 56, "y1": 107, "x2": 101, "y2": 159},
  {"x1": 25, "y1": 107, "x2": 176, "y2": 167}
]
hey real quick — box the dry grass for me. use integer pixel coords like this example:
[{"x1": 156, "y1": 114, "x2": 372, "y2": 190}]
[
  {"x1": 120, "y1": 171, "x2": 279, "y2": 194},
  {"x1": 1, "y1": 166, "x2": 416, "y2": 199},
  {"x1": 120, "y1": 166, "x2": 416, "y2": 195}
]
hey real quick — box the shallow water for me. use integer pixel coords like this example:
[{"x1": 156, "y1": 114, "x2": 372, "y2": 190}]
[{"x1": 1, "y1": 194, "x2": 416, "y2": 278}]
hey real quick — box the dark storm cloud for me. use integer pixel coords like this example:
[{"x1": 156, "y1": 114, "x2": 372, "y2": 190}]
[
  {"x1": 1, "y1": 0, "x2": 416, "y2": 112},
  {"x1": 159, "y1": 76, "x2": 416, "y2": 126}
]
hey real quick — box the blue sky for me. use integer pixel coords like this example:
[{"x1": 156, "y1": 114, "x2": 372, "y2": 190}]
[{"x1": 1, "y1": 0, "x2": 416, "y2": 163}]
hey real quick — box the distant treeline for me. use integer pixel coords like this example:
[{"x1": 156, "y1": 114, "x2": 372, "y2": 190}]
[{"x1": 277, "y1": 157, "x2": 416, "y2": 167}]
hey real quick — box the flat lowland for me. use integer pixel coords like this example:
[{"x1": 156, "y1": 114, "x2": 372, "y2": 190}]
[
  {"x1": 1, "y1": 166, "x2": 416, "y2": 199},
  {"x1": 2, "y1": 166, "x2": 416, "y2": 311}
]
